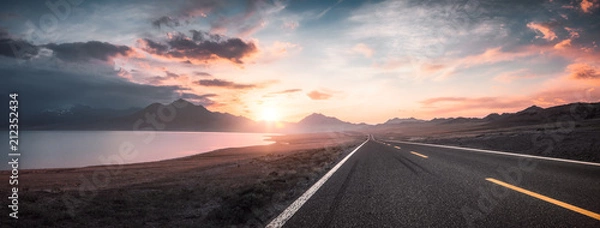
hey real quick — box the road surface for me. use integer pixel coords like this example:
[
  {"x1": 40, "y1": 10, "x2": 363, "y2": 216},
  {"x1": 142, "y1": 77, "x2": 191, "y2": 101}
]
[{"x1": 271, "y1": 136, "x2": 600, "y2": 227}]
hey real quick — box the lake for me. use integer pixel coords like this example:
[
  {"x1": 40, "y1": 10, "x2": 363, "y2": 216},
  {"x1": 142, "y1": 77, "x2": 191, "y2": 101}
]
[{"x1": 2, "y1": 131, "x2": 275, "y2": 170}]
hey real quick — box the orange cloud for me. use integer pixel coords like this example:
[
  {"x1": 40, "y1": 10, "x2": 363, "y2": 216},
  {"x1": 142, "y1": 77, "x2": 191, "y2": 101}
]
[
  {"x1": 307, "y1": 90, "x2": 333, "y2": 100},
  {"x1": 567, "y1": 63, "x2": 600, "y2": 79},
  {"x1": 527, "y1": 22, "x2": 557, "y2": 41},
  {"x1": 554, "y1": 39, "x2": 572, "y2": 49},
  {"x1": 565, "y1": 27, "x2": 580, "y2": 38},
  {"x1": 421, "y1": 64, "x2": 445, "y2": 73},
  {"x1": 581, "y1": 0, "x2": 595, "y2": 13}
]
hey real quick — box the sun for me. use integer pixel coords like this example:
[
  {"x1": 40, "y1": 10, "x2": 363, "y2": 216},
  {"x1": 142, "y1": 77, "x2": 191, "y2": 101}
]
[{"x1": 260, "y1": 107, "x2": 281, "y2": 122}]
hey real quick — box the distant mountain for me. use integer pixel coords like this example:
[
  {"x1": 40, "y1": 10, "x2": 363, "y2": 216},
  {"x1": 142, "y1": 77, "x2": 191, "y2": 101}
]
[
  {"x1": 487, "y1": 102, "x2": 600, "y2": 127},
  {"x1": 383, "y1": 117, "x2": 425, "y2": 125},
  {"x1": 22, "y1": 104, "x2": 140, "y2": 129},
  {"x1": 89, "y1": 99, "x2": 258, "y2": 131},
  {"x1": 293, "y1": 113, "x2": 363, "y2": 132},
  {"x1": 374, "y1": 102, "x2": 600, "y2": 131},
  {"x1": 19, "y1": 98, "x2": 600, "y2": 133}
]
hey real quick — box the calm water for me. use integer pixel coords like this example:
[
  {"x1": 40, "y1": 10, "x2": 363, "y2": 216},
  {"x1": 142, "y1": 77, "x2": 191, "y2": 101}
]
[{"x1": 2, "y1": 131, "x2": 274, "y2": 170}]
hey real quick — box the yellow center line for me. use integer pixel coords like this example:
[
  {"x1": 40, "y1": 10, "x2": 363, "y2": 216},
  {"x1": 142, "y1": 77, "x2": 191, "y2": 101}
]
[
  {"x1": 410, "y1": 151, "x2": 428, "y2": 158},
  {"x1": 394, "y1": 146, "x2": 401, "y2": 149},
  {"x1": 486, "y1": 178, "x2": 600, "y2": 221}
]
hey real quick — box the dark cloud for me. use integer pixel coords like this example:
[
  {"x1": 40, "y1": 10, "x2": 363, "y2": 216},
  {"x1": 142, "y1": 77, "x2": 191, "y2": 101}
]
[
  {"x1": 307, "y1": 90, "x2": 332, "y2": 100},
  {"x1": 181, "y1": 93, "x2": 218, "y2": 106},
  {"x1": 194, "y1": 71, "x2": 212, "y2": 77},
  {"x1": 138, "y1": 30, "x2": 257, "y2": 64},
  {"x1": 195, "y1": 78, "x2": 256, "y2": 89},
  {"x1": 146, "y1": 71, "x2": 182, "y2": 85},
  {"x1": 140, "y1": 38, "x2": 169, "y2": 53},
  {"x1": 0, "y1": 64, "x2": 186, "y2": 113},
  {"x1": 152, "y1": 16, "x2": 181, "y2": 29},
  {"x1": 44, "y1": 41, "x2": 133, "y2": 62},
  {"x1": 190, "y1": 30, "x2": 225, "y2": 42},
  {"x1": 0, "y1": 29, "x2": 39, "y2": 59},
  {"x1": 165, "y1": 71, "x2": 180, "y2": 78}
]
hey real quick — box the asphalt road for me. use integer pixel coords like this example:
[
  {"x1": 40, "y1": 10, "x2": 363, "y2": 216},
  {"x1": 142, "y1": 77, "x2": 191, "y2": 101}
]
[{"x1": 276, "y1": 137, "x2": 600, "y2": 227}]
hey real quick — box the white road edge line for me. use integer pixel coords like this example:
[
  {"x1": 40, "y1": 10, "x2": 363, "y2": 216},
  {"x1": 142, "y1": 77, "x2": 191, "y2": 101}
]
[
  {"x1": 393, "y1": 140, "x2": 600, "y2": 167},
  {"x1": 265, "y1": 137, "x2": 370, "y2": 228}
]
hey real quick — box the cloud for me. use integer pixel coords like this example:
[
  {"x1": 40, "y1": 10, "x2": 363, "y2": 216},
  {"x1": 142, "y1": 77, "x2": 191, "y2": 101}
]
[
  {"x1": 351, "y1": 43, "x2": 374, "y2": 58},
  {"x1": 419, "y1": 96, "x2": 534, "y2": 117},
  {"x1": 307, "y1": 90, "x2": 332, "y2": 100},
  {"x1": 138, "y1": 30, "x2": 257, "y2": 64},
  {"x1": 567, "y1": 63, "x2": 600, "y2": 79},
  {"x1": 44, "y1": 41, "x2": 134, "y2": 62},
  {"x1": 421, "y1": 64, "x2": 445, "y2": 73},
  {"x1": 554, "y1": 39, "x2": 572, "y2": 49},
  {"x1": 0, "y1": 30, "x2": 39, "y2": 59},
  {"x1": 195, "y1": 78, "x2": 257, "y2": 89},
  {"x1": 193, "y1": 71, "x2": 212, "y2": 77},
  {"x1": 565, "y1": 27, "x2": 580, "y2": 38},
  {"x1": 263, "y1": 88, "x2": 301, "y2": 97},
  {"x1": 200, "y1": 0, "x2": 286, "y2": 37},
  {"x1": 581, "y1": 0, "x2": 595, "y2": 13},
  {"x1": 179, "y1": 0, "x2": 221, "y2": 17},
  {"x1": 316, "y1": 0, "x2": 344, "y2": 19},
  {"x1": 0, "y1": 64, "x2": 187, "y2": 112},
  {"x1": 146, "y1": 71, "x2": 183, "y2": 85},
  {"x1": 282, "y1": 21, "x2": 299, "y2": 31},
  {"x1": 152, "y1": 16, "x2": 181, "y2": 29},
  {"x1": 180, "y1": 93, "x2": 218, "y2": 106},
  {"x1": 527, "y1": 22, "x2": 558, "y2": 41},
  {"x1": 459, "y1": 46, "x2": 538, "y2": 67},
  {"x1": 493, "y1": 69, "x2": 539, "y2": 83}
]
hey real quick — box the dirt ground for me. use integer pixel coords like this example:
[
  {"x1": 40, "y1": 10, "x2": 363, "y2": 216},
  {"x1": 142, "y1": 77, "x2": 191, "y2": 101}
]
[
  {"x1": 373, "y1": 118, "x2": 600, "y2": 163},
  {"x1": 1, "y1": 132, "x2": 365, "y2": 227}
]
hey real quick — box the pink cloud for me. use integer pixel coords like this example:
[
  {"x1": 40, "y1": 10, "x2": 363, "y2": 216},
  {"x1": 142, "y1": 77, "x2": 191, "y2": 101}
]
[
  {"x1": 419, "y1": 96, "x2": 533, "y2": 118},
  {"x1": 493, "y1": 69, "x2": 539, "y2": 83},
  {"x1": 421, "y1": 64, "x2": 445, "y2": 73},
  {"x1": 527, "y1": 22, "x2": 557, "y2": 41},
  {"x1": 352, "y1": 43, "x2": 374, "y2": 58},
  {"x1": 460, "y1": 47, "x2": 539, "y2": 67},
  {"x1": 307, "y1": 90, "x2": 333, "y2": 100},
  {"x1": 567, "y1": 63, "x2": 600, "y2": 79},
  {"x1": 418, "y1": 86, "x2": 600, "y2": 118}
]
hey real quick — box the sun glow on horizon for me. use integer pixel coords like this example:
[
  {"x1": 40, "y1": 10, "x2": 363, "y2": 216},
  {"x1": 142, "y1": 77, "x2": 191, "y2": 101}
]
[{"x1": 259, "y1": 107, "x2": 281, "y2": 122}]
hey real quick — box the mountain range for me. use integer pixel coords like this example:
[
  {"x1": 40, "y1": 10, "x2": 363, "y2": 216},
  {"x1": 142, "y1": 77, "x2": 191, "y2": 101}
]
[{"x1": 15, "y1": 99, "x2": 600, "y2": 133}]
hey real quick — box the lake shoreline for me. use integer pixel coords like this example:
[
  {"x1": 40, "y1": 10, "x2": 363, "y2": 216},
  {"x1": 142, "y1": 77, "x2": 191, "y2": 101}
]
[
  {"x1": 1, "y1": 131, "x2": 277, "y2": 170},
  {"x1": 1, "y1": 132, "x2": 365, "y2": 227}
]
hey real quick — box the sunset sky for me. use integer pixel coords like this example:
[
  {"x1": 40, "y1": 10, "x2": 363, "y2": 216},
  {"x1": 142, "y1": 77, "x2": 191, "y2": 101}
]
[{"x1": 1, "y1": 0, "x2": 599, "y2": 124}]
